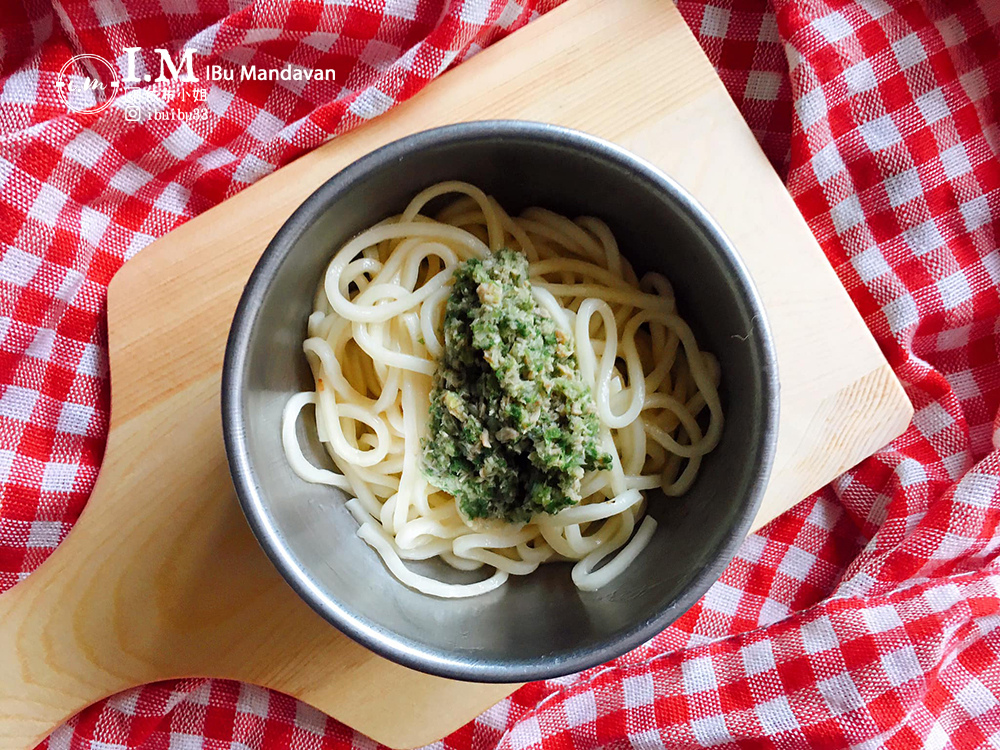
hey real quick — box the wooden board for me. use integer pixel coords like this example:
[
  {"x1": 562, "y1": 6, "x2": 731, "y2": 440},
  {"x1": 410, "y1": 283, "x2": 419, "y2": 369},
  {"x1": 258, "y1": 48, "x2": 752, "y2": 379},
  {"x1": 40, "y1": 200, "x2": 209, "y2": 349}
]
[{"x1": 0, "y1": 0, "x2": 913, "y2": 748}]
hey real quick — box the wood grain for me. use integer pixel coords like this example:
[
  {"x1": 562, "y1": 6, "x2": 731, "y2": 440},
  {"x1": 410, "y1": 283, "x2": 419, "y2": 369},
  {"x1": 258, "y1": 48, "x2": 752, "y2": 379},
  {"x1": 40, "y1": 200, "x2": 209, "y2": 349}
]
[{"x1": 0, "y1": 0, "x2": 913, "y2": 747}]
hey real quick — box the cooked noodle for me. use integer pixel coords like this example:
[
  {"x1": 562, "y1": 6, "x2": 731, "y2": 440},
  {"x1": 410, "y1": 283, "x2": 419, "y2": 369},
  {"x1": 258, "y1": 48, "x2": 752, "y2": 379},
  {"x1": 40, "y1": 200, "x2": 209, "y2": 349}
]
[{"x1": 282, "y1": 181, "x2": 723, "y2": 597}]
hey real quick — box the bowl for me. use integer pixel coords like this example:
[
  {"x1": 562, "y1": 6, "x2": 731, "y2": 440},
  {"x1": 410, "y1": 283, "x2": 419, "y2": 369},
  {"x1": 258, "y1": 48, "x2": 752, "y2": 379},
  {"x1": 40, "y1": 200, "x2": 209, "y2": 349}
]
[{"x1": 222, "y1": 120, "x2": 779, "y2": 682}]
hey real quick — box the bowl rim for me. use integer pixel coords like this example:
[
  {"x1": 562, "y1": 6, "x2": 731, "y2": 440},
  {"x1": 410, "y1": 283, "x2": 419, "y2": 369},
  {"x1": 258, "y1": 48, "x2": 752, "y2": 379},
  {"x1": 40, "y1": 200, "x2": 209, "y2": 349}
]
[{"x1": 222, "y1": 119, "x2": 780, "y2": 683}]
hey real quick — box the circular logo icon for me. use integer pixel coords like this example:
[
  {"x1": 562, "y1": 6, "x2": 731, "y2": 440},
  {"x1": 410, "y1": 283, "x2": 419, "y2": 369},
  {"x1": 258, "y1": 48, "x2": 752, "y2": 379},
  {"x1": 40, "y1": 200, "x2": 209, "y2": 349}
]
[{"x1": 55, "y1": 54, "x2": 121, "y2": 114}]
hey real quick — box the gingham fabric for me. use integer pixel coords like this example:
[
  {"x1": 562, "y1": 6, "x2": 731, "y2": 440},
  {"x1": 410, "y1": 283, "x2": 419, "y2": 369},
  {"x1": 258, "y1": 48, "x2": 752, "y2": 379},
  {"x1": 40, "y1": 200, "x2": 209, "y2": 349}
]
[{"x1": 2, "y1": 0, "x2": 999, "y2": 747}]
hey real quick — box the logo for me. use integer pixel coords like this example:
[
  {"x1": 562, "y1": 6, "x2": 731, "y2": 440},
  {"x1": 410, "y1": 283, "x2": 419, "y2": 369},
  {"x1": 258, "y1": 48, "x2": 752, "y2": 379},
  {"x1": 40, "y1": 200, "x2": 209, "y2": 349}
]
[{"x1": 55, "y1": 54, "x2": 121, "y2": 114}]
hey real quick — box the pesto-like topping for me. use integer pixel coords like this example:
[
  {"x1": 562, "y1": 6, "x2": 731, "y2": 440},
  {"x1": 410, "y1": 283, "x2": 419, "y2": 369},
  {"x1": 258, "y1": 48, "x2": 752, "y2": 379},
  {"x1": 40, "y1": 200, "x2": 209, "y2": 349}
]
[{"x1": 422, "y1": 248, "x2": 612, "y2": 523}]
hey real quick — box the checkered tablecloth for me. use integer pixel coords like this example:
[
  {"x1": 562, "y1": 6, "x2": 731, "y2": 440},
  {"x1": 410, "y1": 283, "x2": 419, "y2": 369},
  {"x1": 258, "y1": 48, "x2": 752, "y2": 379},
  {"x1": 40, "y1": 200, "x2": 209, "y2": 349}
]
[{"x1": 1, "y1": 0, "x2": 999, "y2": 747}]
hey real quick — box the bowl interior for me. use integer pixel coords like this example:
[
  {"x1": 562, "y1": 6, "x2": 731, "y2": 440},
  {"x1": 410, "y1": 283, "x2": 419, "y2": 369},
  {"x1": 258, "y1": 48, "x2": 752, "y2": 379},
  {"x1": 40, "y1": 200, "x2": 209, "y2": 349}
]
[{"x1": 228, "y1": 124, "x2": 776, "y2": 681}]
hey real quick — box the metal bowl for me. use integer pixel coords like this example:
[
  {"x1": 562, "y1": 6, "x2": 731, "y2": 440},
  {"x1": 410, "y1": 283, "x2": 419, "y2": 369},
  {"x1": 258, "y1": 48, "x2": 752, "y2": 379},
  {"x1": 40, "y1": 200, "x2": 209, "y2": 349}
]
[{"x1": 222, "y1": 121, "x2": 779, "y2": 683}]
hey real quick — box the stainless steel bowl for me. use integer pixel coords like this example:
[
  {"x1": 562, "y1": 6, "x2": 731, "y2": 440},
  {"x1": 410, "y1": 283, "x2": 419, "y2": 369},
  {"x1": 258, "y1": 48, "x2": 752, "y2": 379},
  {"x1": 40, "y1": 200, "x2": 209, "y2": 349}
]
[{"x1": 222, "y1": 121, "x2": 779, "y2": 682}]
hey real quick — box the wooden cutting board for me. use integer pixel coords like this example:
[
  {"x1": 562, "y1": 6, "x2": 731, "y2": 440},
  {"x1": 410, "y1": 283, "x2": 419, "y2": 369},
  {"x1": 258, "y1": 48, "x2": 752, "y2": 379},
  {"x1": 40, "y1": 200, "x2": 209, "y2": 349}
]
[{"x1": 0, "y1": 0, "x2": 913, "y2": 747}]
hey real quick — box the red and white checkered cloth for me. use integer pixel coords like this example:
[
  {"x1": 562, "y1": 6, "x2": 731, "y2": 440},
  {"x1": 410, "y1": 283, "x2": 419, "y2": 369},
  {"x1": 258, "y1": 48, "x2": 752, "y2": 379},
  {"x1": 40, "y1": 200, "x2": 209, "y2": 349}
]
[{"x1": 1, "y1": 0, "x2": 999, "y2": 747}]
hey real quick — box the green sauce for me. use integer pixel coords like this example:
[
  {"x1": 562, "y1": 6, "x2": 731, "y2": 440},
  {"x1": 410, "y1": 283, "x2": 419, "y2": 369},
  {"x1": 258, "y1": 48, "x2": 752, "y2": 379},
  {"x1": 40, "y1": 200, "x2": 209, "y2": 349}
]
[{"x1": 422, "y1": 249, "x2": 612, "y2": 523}]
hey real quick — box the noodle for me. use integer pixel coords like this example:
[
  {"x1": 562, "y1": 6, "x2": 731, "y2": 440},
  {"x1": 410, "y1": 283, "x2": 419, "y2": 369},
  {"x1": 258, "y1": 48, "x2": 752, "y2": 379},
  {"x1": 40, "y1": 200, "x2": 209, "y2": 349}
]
[{"x1": 283, "y1": 181, "x2": 723, "y2": 597}]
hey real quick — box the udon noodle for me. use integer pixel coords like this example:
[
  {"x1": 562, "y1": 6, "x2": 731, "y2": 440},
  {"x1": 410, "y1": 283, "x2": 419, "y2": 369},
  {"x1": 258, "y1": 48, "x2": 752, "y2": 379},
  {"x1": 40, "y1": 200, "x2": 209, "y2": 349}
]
[{"x1": 282, "y1": 181, "x2": 723, "y2": 597}]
